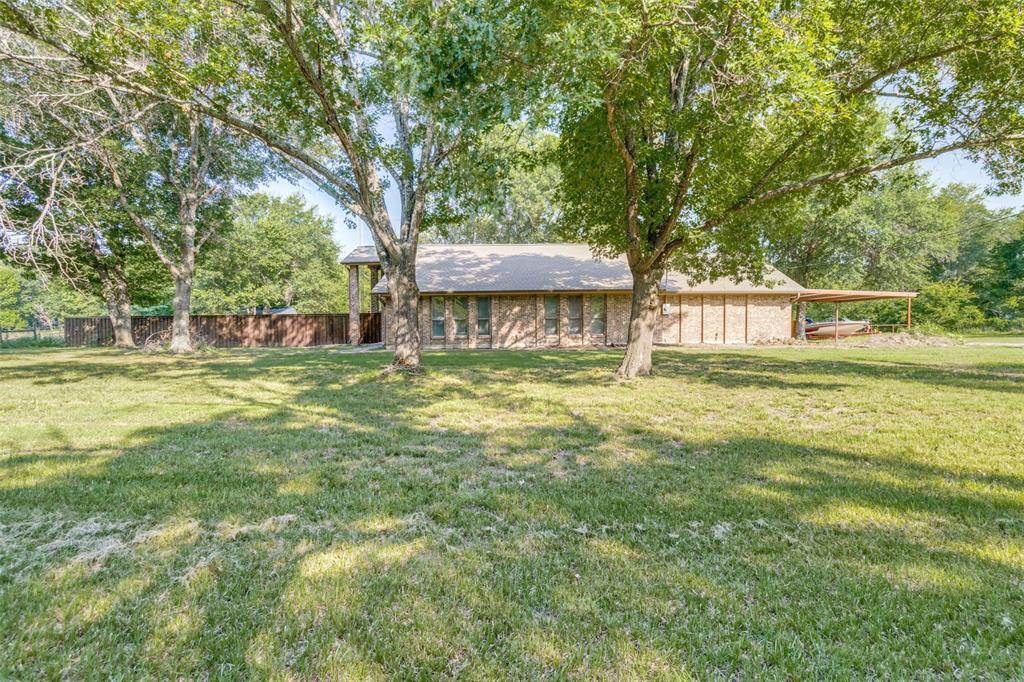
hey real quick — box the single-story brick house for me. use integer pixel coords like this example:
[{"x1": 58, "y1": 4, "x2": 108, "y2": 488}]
[{"x1": 343, "y1": 243, "x2": 805, "y2": 349}]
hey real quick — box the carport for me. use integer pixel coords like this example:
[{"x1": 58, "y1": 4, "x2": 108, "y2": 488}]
[{"x1": 792, "y1": 289, "x2": 919, "y2": 341}]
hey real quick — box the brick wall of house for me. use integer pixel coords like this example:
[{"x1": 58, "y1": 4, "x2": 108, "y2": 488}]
[
  {"x1": 701, "y1": 295, "x2": 725, "y2": 344},
  {"x1": 381, "y1": 292, "x2": 792, "y2": 349},
  {"x1": 606, "y1": 295, "x2": 631, "y2": 344},
  {"x1": 656, "y1": 295, "x2": 681, "y2": 345},
  {"x1": 724, "y1": 295, "x2": 748, "y2": 344},
  {"x1": 747, "y1": 294, "x2": 794, "y2": 342},
  {"x1": 496, "y1": 296, "x2": 534, "y2": 348},
  {"x1": 681, "y1": 295, "x2": 702, "y2": 343}
]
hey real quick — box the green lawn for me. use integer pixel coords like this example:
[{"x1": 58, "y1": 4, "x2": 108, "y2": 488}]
[
  {"x1": 963, "y1": 332, "x2": 1024, "y2": 346},
  {"x1": 2, "y1": 345, "x2": 1023, "y2": 679}
]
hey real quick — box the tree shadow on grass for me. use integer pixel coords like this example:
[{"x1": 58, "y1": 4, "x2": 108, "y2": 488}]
[
  {"x1": 2, "y1": 348, "x2": 1024, "y2": 678},
  {"x1": 4, "y1": 345, "x2": 1022, "y2": 399},
  {"x1": 653, "y1": 349, "x2": 1024, "y2": 395}
]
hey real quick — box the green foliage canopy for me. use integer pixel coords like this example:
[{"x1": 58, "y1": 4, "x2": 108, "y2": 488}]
[
  {"x1": 977, "y1": 216, "x2": 1024, "y2": 320},
  {"x1": 769, "y1": 169, "x2": 959, "y2": 291},
  {"x1": 427, "y1": 128, "x2": 562, "y2": 244},
  {"x1": 0, "y1": 263, "x2": 102, "y2": 328},
  {"x1": 546, "y1": 0, "x2": 1024, "y2": 284},
  {"x1": 194, "y1": 194, "x2": 347, "y2": 313},
  {"x1": 915, "y1": 279, "x2": 986, "y2": 330},
  {"x1": 0, "y1": 263, "x2": 19, "y2": 328},
  {"x1": 768, "y1": 171, "x2": 1022, "y2": 328}
]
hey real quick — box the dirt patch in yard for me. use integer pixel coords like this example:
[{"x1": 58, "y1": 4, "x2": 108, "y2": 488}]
[{"x1": 841, "y1": 332, "x2": 960, "y2": 348}]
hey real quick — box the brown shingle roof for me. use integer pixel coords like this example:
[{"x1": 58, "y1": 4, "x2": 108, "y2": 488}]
[
  {"x1": 339, "y1": 245, "x2": 381, "y2": 265},
  {"x1": 343, "y1": 243, "x2": 804, "y2": 295}
]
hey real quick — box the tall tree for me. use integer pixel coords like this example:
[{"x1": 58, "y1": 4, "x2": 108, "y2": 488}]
[
  {"x1": 763, "y1": 188, "x2": 861, "y2": 338},
  {"x1": 0, "y1": 55, "x2": 169, "y2": 347},
  {"x1": 977, "y1": 215, "x2": 1024, "y2": 320},
  {"x1": 0, "y1": 0, "x2": 534, "y2": 369},
  {"x1": 546, "y1": 0, "x2": 1024, "y2": 376},
  {"x1": 194, "y1": 193, "x2": 348, "y2": 313},
  {"x1": 100, "y1": 105, "x2": 263, "y2": 352},
  {"x1": 930, "y1": 184, "x2": 1020, "y2": 282},
  {"x1": 770, "y1": 169, "x2": 960, "y2": 289},
  {"x1": 769, "y1": 169, "x2": 963, "y2": 335},
  {"x1": 1, "y1": 176, "x2": 139, "y2": 346},
  {"x1": 0, "y1": 62, "x2": 260, "y2": 351}
]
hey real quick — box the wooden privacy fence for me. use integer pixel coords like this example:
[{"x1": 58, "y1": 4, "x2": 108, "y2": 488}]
[{"x1": 65, "y1": 313, "x2": 382, "y2": 347}]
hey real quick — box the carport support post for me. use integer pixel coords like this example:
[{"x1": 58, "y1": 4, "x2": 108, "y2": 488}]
[
  {"x1": 348, "y1": 264, "x2": 361, "y2": 345},
  {"x1": 906, "y1": 296, "x2": 912, "y2": 329},
  {"x1": 834, "y1": 302, "x2": 840, "y2": 344}
]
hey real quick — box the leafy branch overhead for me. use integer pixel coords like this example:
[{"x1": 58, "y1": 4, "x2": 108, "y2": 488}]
[
  {"x1": 0, "y1": 0, "x2": 541, "y2": 366},
  {"x1": 552, "y1": 0, "x2": 1024, "y2": 280}
]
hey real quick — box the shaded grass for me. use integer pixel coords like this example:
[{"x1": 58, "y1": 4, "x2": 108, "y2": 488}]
[{"x1": 1, "y1": 345, "x2": 1023, "y2": 679}]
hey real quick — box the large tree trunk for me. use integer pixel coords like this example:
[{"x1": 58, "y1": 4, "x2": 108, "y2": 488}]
[
  {"x1": 169, "y1": 272, "x2": 193, "y2": 353},
  {"x1": 95, "y1": 257, "x2": 136, "y2": 349},
  {"x1": 384, "y1": 251, "x2": 421, "y2": 370},
  {"x1": 99, "y1": 271, "x2": 135, "y2": 349},
  {"x1": 616, "y1": 266, "x2": 663, "y2": 378},
  {"x1": 795, "y1": 301, "x2": 808, "y2": 341},
  {"x1": 169, "y1": 199, "x2": 198, "y2": 354}
]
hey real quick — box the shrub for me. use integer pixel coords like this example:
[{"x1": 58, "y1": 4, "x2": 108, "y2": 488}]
[
  {"x1": 0, "y1": 336, "x2": 64, "y2": 349},
  {"x1": 908, "y1": 321, "x2": 955, "y2": 338},
  {"x1": 914, "y1": 280, "x2": 985, "y2": 331}
]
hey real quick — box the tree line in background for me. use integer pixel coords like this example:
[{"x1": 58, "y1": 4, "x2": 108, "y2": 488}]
[
  {"x1": 1, "y1": 0, "x2": 1023, "y2": 373},
  {"x1": 769, "y1": 169, "x2": 1024, "y2": 332},
  {"x1": 0, "y1": 193, "x2": 357, "y2": 331}
]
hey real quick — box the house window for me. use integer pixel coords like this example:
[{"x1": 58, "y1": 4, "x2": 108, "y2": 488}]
[
  {"x1": 476, "y1": 296, "x2": 491, "y2": 336},
  {"x1": 431, "y1": 297, "x2": 444, "y2": 338},
  {"x1": 544, "y1": 295, "x2": 559, "y2": 336},
  {"x1": 453, "y1": 296, "x2": 468, "y2": 337},
  {"x1": 567, "y1": 296, "x2": 582, "y2": 335},
  {"x1": 590, "y1": 295, "x2": 606, "y2": 335}
]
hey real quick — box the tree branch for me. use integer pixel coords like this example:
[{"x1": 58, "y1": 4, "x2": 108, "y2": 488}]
[
  {"x1": 738, "y1": 134, "x2": 1024, "y2": 212},
  {"x1": 605, "y1": 88, "x2": 641, "y2": 248}
]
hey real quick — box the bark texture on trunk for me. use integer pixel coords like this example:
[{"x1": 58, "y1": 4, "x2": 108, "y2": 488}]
[
  {"x1": 97, "y1": 263, "x2": 136, "y2": 349},
  {"x1": 796, "y1": 301, "x2": 808, "y2": 340},
  {"x1": 168, "y1": 193, "x2": 197, "y2": 354},
  {"x1": 169, "y1": 274, "x2": 193, "y2": 354},
  {"x1": 385, "y1": 255, "x2": 421, "y2": 370},
  {"x1": 616, "y1": 266, "x2": 663, "y2": 378},
  {"x1": 103, "y1": 278, "x2": 135, "y2": 349}
]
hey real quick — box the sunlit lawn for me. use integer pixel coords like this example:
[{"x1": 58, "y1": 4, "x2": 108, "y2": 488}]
[
  {"x1": 962, "y1": 332, "x2": 1024, "y2": 345},
  {"x1": 2, "y1": 344, "x2": 1023, "y2": 679}
]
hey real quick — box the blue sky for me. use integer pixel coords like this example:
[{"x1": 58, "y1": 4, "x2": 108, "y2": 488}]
[{"x1": 263, "y1": 152, "x2": 1024, "y2": 259}]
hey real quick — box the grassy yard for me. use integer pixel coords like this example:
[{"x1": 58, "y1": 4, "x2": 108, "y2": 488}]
[
  {"x1": 962, "y1": 332, "x2": 1024, "y2": 346},
  {"x1": 1, "y1": 345, "x2": 1023, "y2": 679}
]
